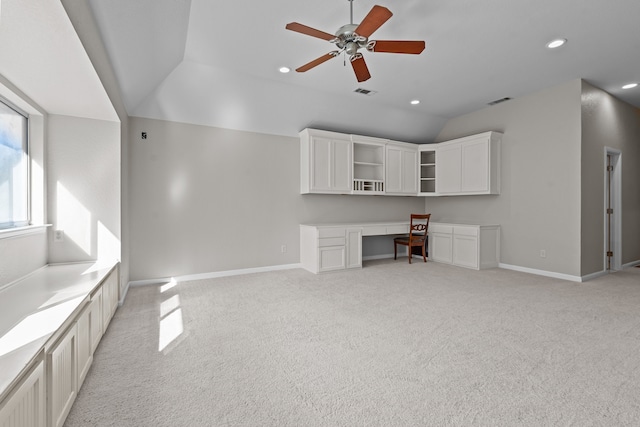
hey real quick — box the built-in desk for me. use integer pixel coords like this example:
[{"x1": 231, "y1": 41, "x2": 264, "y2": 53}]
[{"x1": 300, "y1": 221, "x2": 499, "y2": 273}]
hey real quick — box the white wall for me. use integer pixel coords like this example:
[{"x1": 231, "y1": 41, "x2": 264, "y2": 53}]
[
  {"x1": 47, "y1": 115, "x2": 121, "y2": 264},
  {"x1": 128, "y1": 117, "x2": 424, "y2": 281},
  {"x1": 580, "y1": 81, "x2": 640, "y2": 274},
  {"x1": 425, "y1": 80, "x2": 583, "y2": 277},
  {"x1": 62, "y1": 0, "x2": 131, "y2": 295}
]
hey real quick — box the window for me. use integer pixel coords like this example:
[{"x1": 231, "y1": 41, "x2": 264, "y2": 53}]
[{"x1": 0, "y1": 98, "x2": 29, "y2": 229}]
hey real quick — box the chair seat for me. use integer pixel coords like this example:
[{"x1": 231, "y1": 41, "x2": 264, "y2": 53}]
[{"x1": 394, "y1": 235, "x2": 426, "y2": 245}]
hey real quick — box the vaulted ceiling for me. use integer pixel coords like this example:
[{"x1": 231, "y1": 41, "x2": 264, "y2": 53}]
[{"x1": 5, "y1": 1, "x2": 640, "y2": 143}]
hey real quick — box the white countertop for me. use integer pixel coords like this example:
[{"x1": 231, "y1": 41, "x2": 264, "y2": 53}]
[
  {"x1": 300, "y1": 220, "x2": 409, "y2": 227},
  {"x1": 0, "y1": 261, "x2": 117, "y2": 401}
]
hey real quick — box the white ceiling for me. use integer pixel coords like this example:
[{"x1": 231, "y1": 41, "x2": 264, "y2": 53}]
[
  {"x1": 87, "y1": 0, "x2": 640, "y2": 143},
  {"x1": 0, "y1": 0, "x2": 117, "y2": 122}
]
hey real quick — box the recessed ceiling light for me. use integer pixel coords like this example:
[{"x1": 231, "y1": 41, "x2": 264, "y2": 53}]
[
  {"x1": 279, "y1": 66, "x2": 291, "y2": 73},
  {"x1": 410, "y1": 99, "x2": 420, "y2": 105},
  {"x1": 622, "y1": 83, "x2": 638, "y2": 89},
  {"x1": 546, "y1": 38, "x2": 567, "y2": 49}
]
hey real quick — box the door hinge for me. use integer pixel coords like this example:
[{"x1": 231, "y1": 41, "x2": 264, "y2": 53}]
[
  {"x1": 607, "y1": 165, "x2": 614, "y2": 171},
  {"x1": 607, "y1": 251, "x2": 613, "y2": 257},
  {"x1": 607, "y1": 208, "x2": 613, "y2": 214}
]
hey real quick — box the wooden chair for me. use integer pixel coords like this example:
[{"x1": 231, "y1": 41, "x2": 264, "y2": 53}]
[{"x1": 394, "y1": 214, "x2": 430, "y2": 264}]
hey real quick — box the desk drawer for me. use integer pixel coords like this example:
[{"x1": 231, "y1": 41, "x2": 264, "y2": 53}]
[
  {"x1": 318, "y1": 228, "x2": 345, "y2": 238},
  {"x1": 454, "y1": 226, "x2": 478, "y2": 237},
  {"x1": 430, "y1": 224, "x2": 453, "y2": 234},
  {"x1": 362, "y1": 226, "x2": 387, "y2": 236},
  {"x1": 386, "y1": 225, "x2": 409, "y2": 235},
  {"x1": 318, "y1": 237, "x2": 346, "y2": 247}
]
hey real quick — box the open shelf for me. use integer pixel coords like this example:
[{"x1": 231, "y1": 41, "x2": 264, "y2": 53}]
[
  {"x1": 353, "y1": 142, "x2": 385, "y2": 193},
  {"x1": 419, "y1": 148, "x2": 437, "y2": 194}
]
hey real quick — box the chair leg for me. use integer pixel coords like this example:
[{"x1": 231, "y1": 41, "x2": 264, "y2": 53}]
[
  {"x1": 394, "y1": 242, "x2": 397, "y2": 260},
  {"x1": 422, "y1": 244, "x2": 427, "y2": 263},
  {"x1": 408, "y1": 246, "x2": 412, "y2": 264}
]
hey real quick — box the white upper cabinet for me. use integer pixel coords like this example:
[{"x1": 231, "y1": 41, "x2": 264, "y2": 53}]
[
  {"x1": 300, "y1": 129, "x2": 352, "y2": 194},
  {"x1": 386, "y1": 141, "x2": 418, "y2": 195},
  {"x1": 300, "y1": 129, "x2": 501, "y2": 197},
  {"x1": 435, "y1": 131, "x2": 502, "y2": 196}
]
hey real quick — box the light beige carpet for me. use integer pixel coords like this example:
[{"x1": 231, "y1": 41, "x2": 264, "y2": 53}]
[{"x1": 65, "y1": 260, "x2": 640, "y2": 426}]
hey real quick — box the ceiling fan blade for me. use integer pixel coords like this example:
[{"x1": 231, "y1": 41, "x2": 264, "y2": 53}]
[
  {"x1": 296, "y1": 51, "x2": 339, "y2": 72},
  {"x1": 350, "y1": 54, "x2": 371, "y2": 82},
  {"x1": 367, "y1": 40, "x2": 426, "y2": 54},
  {"x1": 354, "y1": 5, "x2": 393, "y2": 38},
  {"x1": 285, "y1": 22, "x2": 335, "y2": 41}
]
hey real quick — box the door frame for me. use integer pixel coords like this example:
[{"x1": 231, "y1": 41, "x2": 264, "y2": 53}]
[{"x1": 603, "y1": 147, "x2": 622, "y2": 271}]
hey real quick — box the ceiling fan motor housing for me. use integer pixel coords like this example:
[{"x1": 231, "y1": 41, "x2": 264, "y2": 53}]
[{"x1": 333, "y1": 24, "x2": 367, "y2": 55}]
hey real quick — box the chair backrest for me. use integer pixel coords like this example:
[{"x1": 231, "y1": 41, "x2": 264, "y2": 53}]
[{"x1": 410, "y1": 214, "x2": 430, "y2": 240}]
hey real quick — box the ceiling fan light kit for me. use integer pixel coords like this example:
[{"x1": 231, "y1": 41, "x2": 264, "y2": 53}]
[{"x1": 285, "y1": 0, "x2": 426, "y2": 82}]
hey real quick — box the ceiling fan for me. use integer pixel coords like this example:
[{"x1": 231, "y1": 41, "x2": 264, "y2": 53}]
[{"x1": 285, "y1": 0, "x2": 425, "y2": 82}]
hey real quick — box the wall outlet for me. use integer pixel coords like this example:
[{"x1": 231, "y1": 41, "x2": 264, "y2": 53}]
[
  {"x1": 281, "y1": 245, "x2": 287, "y2": 253},
  {"x1": 540, "y1": 249, "x2": 546, "y2": 258},
  {"x1": 54, "y1": 229, "x2": 65, "y2": 242}
]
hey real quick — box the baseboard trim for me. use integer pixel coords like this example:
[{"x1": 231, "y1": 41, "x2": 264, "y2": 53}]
[
  {"x1": 499, "y1": 263, "x2": 583, "y2": 282},
  {"x1": 127, "y1": 263, "x2": 303, "y2": 289},
  {"x1": 580, "y1": 270, "x2": 608, "y2": 281},
  {"x1": 363, "y1": 254, "x2": 395, "y2": 261},
  {"x1": 623, "y1": 260, "x2": 640, "y2": 268}
]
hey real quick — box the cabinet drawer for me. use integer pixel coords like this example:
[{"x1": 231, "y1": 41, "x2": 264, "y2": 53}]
[
  {"x1": 318, "y1": 237, "x2": 346, "y2": 247},
  {"x1": 454, "y1": 226, "x2": 478, "y2": 237},
  {"x1": 430, "y1": 224, "x2": 453, "y2": 234},
  {"x1": 362, "y1": 226, "x2": 387, "y2": 236},
  {"x1": 318, "y1": 228, "x2": 345, "y2": 238},
  {"x1": 386, "y1": 225, "x2": 409, "y2": 234}
]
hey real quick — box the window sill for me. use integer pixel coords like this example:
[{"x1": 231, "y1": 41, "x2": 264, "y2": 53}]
[{"x1": 0, "y1": 224, "x2": 51, "y2": 240}]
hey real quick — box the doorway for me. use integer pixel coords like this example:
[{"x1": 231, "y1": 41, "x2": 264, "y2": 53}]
[{"x1": 604, "y1": 148, "x2": 622, "y2": 271}]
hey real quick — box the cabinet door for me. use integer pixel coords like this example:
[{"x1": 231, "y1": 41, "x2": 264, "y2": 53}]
[
  {"x1": 430, "y1": 233, "x2": 453, "y2": 264},
  {"x1": 386, "y1": 144, "x2": 418, "y2": 195},
  {"x1": 76, "y1": 306, "x2": 92, "y2": 390},
  {"x1": 318, "y1": 246, "x2": 346, "y2": 272},
  {"x1": 89, "y1": 288, "x2": 103, "y2": 354},
  {"x1": 346, "y1": 228, "x2": 362, "y2": 269},
  {"x1": 332, "y1": 139, "x2": 352, "y2": 193},
  {"x1": 48, "y1": 325, "x2": 77, "y2": 427},
  {"x1": 102, "y1": 272, "x2": 118, "y2": 332},
  {"x1": 436, "y1": 143, "x2": 462, "y2": 194},
  {"x1": 385, "y1": 145, "x2": 403, "y2": 193},
  {"x1": 0, "y1": 360, "x2": 45, "y2": 427},
  {"x1": 461, "y1": 138, "x2": 489, "y2": 193},
  {"x1": 453, "y1": 234, "x2": 479, "y2": 269},
  {"x1": 310, "y1": 137, "x2": 352, "y2": 193},
  {"x1": 402, "y1": 149, "x2": 418, "y2": 194}
]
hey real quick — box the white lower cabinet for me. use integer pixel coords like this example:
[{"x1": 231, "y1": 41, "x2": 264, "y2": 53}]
[
  {"x1": 453, "y1": 227, "x2": 480, "y2": 269},
  {"x1": 47, "y1": 324, "x2": 77, "y2": 427},
  {"x1": 0, "y1": 264, "x2": 119, "y2": 427},
  {"x1": 301, "y1": 225, "x2": 364, "y2": 273},
  {"x1": 429, "y1": 223, "x2": 500, "y2": 270},
  {"x1": 0, "y1": 359, "x2": 45, "y2": 427},
  {"x1": 429, "y1": 225, "x2": 454, "y2": 264}
]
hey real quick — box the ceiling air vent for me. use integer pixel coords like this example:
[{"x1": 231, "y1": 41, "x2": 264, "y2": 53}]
[
  {"x1": 487, "y1": 97, "x2": 512, "y2": 106},
  {"x1": 354, "y1": 88, "x2": 377, "y2": 96}
]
